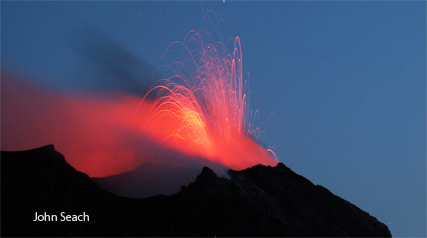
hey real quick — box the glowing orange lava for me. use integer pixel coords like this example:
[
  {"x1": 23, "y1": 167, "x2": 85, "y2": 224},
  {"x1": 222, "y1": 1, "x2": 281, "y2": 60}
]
[{"x1": 132, "y1": 29, "x2": 278, "y2": 170}]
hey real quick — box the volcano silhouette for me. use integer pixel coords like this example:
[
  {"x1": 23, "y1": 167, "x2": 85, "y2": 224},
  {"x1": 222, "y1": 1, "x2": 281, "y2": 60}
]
[
  {"x1": 1, "y1": 145, "x2": 391, "y2": 237},
  {"x1": 91, "y1": 158, "x2": 228, "y2": 198}
]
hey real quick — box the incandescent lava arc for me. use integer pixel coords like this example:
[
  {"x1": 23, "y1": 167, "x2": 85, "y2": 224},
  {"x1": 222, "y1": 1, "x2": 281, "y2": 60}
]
[{"x1": 131, "y1": 28, "x2": 278, "y2": 171}]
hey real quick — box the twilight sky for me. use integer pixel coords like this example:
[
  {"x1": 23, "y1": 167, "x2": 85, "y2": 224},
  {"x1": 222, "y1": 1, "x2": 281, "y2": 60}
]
[{"x1": 2, "y1": 1, "x2": 425, "y2": 237}]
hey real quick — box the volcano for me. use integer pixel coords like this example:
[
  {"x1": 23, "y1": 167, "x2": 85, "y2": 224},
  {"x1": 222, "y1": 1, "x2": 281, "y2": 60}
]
[{"x1": 1, "y1": 145, "x2": 391, "y2": 237}]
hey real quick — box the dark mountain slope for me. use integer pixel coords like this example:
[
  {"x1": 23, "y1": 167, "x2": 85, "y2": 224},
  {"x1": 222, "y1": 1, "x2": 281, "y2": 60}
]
[
  {"x1": 1, "y1": 145, "x2": 391, "y2": 237},
  {"x1": 92, "y1": 159, "x2": 228, "y2": 198}
]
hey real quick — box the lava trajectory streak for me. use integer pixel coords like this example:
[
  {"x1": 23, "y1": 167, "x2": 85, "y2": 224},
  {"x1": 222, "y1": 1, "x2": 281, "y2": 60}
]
[{"x1": 132, "y1": 27, "x2": 278, "y2": 170}]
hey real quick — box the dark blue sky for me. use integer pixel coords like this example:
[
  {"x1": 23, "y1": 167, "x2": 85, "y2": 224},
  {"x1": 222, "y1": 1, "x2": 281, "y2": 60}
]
[{"x1": 2, "y1": 2, "x2": 425, "y2": 236}]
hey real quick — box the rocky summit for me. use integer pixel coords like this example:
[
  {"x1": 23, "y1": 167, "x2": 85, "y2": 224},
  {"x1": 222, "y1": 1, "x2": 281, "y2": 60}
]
[{"x1": 1, "y1": 145, "x2": 391, "y2": 237}]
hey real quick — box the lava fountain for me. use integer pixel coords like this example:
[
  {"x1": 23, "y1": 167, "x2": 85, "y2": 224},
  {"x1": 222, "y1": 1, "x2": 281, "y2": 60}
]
[{"x1": 132, "y1": 28, "x2": 278, "y2": 170}]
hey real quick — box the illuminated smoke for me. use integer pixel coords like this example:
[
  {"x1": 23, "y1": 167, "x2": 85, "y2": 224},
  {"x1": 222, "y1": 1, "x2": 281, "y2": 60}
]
[{"x1": 1, "y1": 16, "x2": 277, "y2": 178}]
